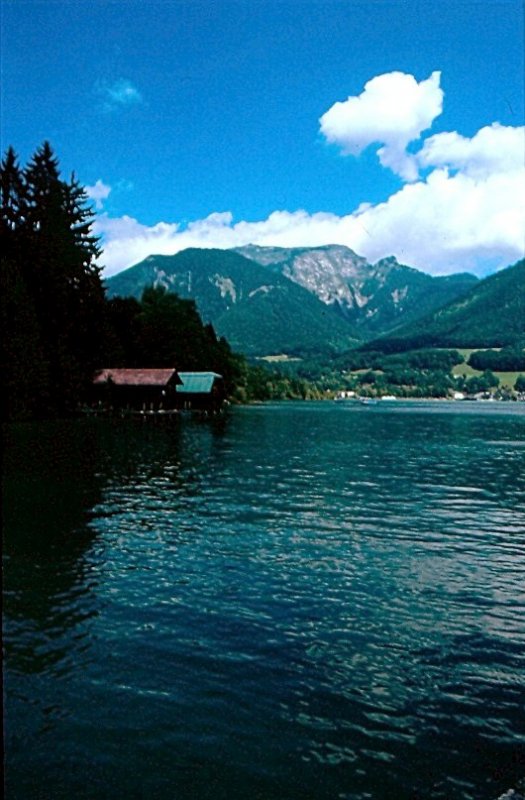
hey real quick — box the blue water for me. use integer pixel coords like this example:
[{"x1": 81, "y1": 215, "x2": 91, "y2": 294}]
[{"x1": 3, "y1": 401, "x2": 525, "y2": 799}]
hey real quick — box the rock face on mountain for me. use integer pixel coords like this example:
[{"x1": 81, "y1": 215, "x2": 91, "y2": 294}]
[
  {"x1": 234, "y1": 244, "x2": 370, "y2": 309},
  {"x1": 233, "y1": 245, "x2": 478, "y2": 336}
]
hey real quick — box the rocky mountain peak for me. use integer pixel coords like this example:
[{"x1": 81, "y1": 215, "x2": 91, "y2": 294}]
[{"x1": 230, "y1": 244, "x2": 479, "y2": 334}]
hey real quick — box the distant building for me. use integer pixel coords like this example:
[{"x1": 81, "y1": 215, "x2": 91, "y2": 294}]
[
  {"x1": 91, "y1": 368, "x2": 182, "y2": 410},
  {"x1": 175, "y1": 372, "x2": 225, "y2": 412}
]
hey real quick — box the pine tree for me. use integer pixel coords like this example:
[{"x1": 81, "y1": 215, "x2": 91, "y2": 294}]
[
  {"x1": 1, "y1": 142, "x2": 106, "y2": 419},
  {"x1": 1, "y1": 147, "x2": 25, "y2": 243},
  {"x1": 22, "y1": 142, "x2": 106, "y2": 414},
  {"x1": 1, "y1": 148, "x2": 49, "y2": 418}
]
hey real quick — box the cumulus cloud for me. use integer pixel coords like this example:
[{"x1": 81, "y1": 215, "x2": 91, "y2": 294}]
[
  {"x1": 417, "y1": 123, "x2": 524, "y2": 178},
  {"x1": 351, "y1": 166, "x2": 525, "y2": 272},
  {"x1": 95, "y1": 209, "x2": 357, "y2": 276},
  {"x1": 85, "y1": 179, "x2": 111, "y2": 210},
  {"x1": 320, "y1": 71, "x2": 443, "y2": 180},
  {"x1": 95, "y1": 215, "x2": 181, "y2": 275},
  {"x1": 96, "y1": 78, "x2": 142, "y2": 112}
]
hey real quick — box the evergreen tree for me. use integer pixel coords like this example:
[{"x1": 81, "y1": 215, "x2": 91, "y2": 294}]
[
  {"x1": 22, "y1": 142, "x2": 105, "y2": 414},
  {"x1": 1, "y1": 142, "x2": 106, "y2": 419},
  {"x1": 1, "y1": 148, "x2": 49, "y2": 418},
  {"x1": 102, "y1": 286, "x2": 246, "y2": 397},
  {"x1": 1, "y1": 147, "x2": 26, "y2": 244},
  {"x1": 103, "y1": 296, "x2": 144, "y2": 366}
]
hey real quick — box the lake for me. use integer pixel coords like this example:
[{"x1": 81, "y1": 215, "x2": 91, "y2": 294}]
[{"x1": 3, "y1": 401, "x2": 525, "y2": 800}]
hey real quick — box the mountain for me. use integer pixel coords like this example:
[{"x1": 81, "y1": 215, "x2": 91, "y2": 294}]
[
  {"x1": 233, "y1": 244, "x2": 478, "y2": 336},
  {"x1": 360, "y1": 259, "x2": 525, "y2": 353},
  {"x1": 106, "y1": 244, "x2": 516, "y2": 360},
  {"x1": 105, "y1": 248, "x2": 360, "y2": 356}
]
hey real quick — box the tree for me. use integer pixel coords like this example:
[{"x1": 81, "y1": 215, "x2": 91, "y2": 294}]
[
  {"x1": 23, "y1": 143, "x2": 106, "y2": 413},
  {"x1": 137, "y1": 286, "x2": 207, "y2": 367},
  {"x1": 1, "y1": 142, "x2": 106, "y2": 419},
  {"x1": 1, "y1": 148, "x2": 49, "y2": 418},
  {"x1": 465, "y1": 369, "x2": 499, "y2": 395},
  {"x1": 102, "y1": 285, "x2": 246, "y2": 396},
  {"x1": 468, "y1": 346, "x2": 525, "y2": 372},
  {"x1": 103, "y1": 296, "x2": 143, "y2": 366},
  {"x1": 1, "y1": 147, "x2": 26, "y2": 244},
  {"x1": 515, "y1": 375, "x2": 525, "y2": 392}
]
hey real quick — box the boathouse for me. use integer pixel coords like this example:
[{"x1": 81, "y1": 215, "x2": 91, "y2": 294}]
[
  {"x1": 92, "y1": 368, "x2": 182, "y2": 410},
  {"x1": 175, "y1": 372, "x2": 225, "y2": 412}
]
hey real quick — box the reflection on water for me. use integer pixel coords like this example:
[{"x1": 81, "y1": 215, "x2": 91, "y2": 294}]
[{"x1": 3, "y1": 403, "x2": 525, "y2": 800}]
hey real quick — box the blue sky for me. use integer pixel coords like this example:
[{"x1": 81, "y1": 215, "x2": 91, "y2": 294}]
[{"x1": 2, "y1": 0, "x2": 524, "y2": 276}]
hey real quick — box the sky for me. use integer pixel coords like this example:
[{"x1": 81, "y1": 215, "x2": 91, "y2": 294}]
[{"x1": 1, "y1": 0, "x2": 524, "y2": 278}]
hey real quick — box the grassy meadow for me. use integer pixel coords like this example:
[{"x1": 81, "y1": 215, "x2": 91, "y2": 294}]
[{"x1": 453, "y1": 349, "x2": 522, "y2": 390}]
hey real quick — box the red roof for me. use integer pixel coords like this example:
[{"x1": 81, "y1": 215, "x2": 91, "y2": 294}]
[{"x1": 93, "y1": 369, "x2": 182, "y2": 386}]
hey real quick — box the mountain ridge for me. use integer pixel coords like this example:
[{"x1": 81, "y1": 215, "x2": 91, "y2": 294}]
[{"x1": 104, "y1": 244, "x2": 519, "y2": 358}]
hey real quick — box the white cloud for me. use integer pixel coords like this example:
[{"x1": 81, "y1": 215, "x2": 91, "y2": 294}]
[
  {"x1": 96, "y1": 78, "x2": 142, "y2": 112},
  {"x1": 417, "y1": 123, "x2": 525, "y2": 178},
  {"x1": 85, "y1": 179, "x2": 111, "y2": 210},
  {"x1": 95, "y1": 209, "x2": 355, "y2": 276},
  {"x1": 319, "y1": 71, "x2": 443, "y2": 180},
  {"x1": 351, "y1": 166, "x2": 525, "y2": 272},
  {"x1": 95, "y1": 215, "x2": 181, "y2": 275}
]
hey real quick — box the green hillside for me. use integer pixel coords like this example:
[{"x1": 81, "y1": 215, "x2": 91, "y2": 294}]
[
  {"x1": 355, "y1": 264, "x2": 479, "y2": 336},
  {"x1": 106, "y1": 248, "x2": 523, "y2": 361},
  {"x1": 215, "y1": 280, "x2": 351, "y2": 356},
  {"x1": 361, "y1": 260, "x2": 525, "y2": 353}
]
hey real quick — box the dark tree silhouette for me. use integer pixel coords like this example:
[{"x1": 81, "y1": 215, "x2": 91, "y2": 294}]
[{"x1": 1, "y1": 142, "x2": 106, "y2": 419}]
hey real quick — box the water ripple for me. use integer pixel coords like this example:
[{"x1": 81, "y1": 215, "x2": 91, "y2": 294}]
[{"x1": 3, "y1": 404, "x2": 525, "y2": 800}]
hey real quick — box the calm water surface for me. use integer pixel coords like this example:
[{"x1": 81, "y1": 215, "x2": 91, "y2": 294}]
[{"x1": 3, "y1": 401, "x2": 525, "y2": 800}]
